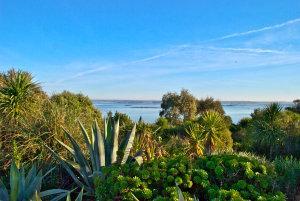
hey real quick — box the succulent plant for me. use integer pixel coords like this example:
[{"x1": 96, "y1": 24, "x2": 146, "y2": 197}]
[
  {"x1": 65, "y1": 188, "x2": 83, "y2": 201},
  {"x1": 0, "y1": 161, "x2": 69, "y2": 201},
  {"x1": 46, "y1": 118, "x2": 143, "y2": 196},
  {"x1": 176, "y1": 183, "x2": 199, "y2": 201}
]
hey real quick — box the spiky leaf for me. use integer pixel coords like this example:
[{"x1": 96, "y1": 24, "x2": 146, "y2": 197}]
[{"x1": 121, "y1": 124, "x2": 137, "y2": 164}]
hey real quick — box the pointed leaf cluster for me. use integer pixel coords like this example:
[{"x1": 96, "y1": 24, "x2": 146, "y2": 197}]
[{"x1": 46, "y1": 117, "x2": 142, "y2": 195}]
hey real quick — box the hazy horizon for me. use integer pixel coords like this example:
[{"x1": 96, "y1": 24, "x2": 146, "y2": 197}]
[{"x1": 91, "y1": 99, "x2": 293, "y2": 103}]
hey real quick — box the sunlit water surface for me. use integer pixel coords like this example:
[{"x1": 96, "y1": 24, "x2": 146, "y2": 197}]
[{"x1": 93, "y1": 100, "x2": 292, "y2": 124}]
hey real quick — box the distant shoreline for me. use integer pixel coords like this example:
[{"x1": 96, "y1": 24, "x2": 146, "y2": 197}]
[{"x1": 92, "y1": 99, "x2": 293, "y2": 103}]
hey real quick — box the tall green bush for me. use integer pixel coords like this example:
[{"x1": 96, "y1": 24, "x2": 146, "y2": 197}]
[
  {"x1": 45, "y1": 91, "x2": 102, "y2": 141},
  {"x1": 0, "y1": 69, "x2": 48, "y2": 169},
  {"x1": 239, "y1": 103, "x2": 300, "y2": 159}
]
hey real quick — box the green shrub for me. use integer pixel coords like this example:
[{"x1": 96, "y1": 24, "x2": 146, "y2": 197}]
[
  {"x1": 0, "y1": 69, "x2": 49, "y2": 169},
  {"x1": 95, "y1": 154, "x2": 285, "y2": 201},
  {"x1": 237, "y1": 103, "x2": 300, "y2": 159},
  {"x1": 274, "y1": 156, "x2": 300, "y2": 200},
  {"x1": 46, "y1": 91, "x2": 102, "y2": 142}
]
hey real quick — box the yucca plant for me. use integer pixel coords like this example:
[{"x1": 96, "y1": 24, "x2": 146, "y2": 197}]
[
  {"x1": 185, "y1": 123, "x2": 204, "y2": 156},
  {"x1": 46, "y1": 118, "x2": 142, "y2": 196},
  {"x1": 0, "y1": 69, "x2": 42, "y2": 121},
  {"x1": 0, "y1": 161, "x2": 69, "y2": 201},
  {"x1": 197, "y1": 111, "x2": 230, "y2": 155}
]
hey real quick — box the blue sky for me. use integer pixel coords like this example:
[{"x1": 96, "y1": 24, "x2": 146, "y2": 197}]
[{"x1": 0, "y1": 0, "x2": 299, "y2": 101}]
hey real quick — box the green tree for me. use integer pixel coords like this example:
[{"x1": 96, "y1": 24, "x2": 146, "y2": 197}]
[
  {"x1": 197, "y1": 97, "x2": 225, "y2": 115},
  {"x1": 179, "y1": 89, "x2": 197, "y2": 120},
  {"x1": 287, "y1": 99, "x2": 300, "y2": 114},
  {"x1": 160, "y1": 89, "x2": 197, "y2": 123},
  {"x1": 159, "y1": 92, "x2": 181, "y2": 123}
]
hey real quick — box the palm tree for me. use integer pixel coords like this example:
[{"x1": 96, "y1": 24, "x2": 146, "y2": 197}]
[
  {"x1": 0, "y1": 69, "x2": 42, "y2": 122},
  {"x1": 197, "y1": 110, "x2": 229, "y2": 155}
]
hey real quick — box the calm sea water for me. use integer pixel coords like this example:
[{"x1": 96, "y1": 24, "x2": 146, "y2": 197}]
[{"x1": 93, "y1": 100, "x2": 292, "y2": 124}]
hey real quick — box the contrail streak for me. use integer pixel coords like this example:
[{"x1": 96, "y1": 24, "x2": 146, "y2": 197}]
[
  {"x1": 56, "y1": 18, "x2": 300, "y2": 83},
  {"x1": 205, "y1": 18, "x2": 300, "y2": 42}
]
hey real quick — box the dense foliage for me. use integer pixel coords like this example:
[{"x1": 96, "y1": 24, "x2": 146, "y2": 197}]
[
  {"x1": 159, "y1": 89, "x2": 229, "y2": 125},
  {"x1": 1, "y1": 69, "x2": 299, "y2": 200},
  {"x1": 0, "y1": 70, "x2": 103, "y2": 169},
  {"x1": 44, "y1": 91, "x2": 103, "y2": 156},
  {"x1": 0, "y1": 69, "x2": 48, "y2": 169},
  {"x1": 95, "y1": 154, "x2": 285, "y2": 201},
  {"x1": 286, "y1": 99, "x2": 300, "y2": 114},
  {"x1": 232, "y1": 103, "x2": 300, "y2": 159},
  {"x1": 274, "y1": 156, "x2": 300, "y2": 200}
]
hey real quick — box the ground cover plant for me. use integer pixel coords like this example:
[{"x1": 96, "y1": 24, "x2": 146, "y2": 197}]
[{"x1": 95, "y1": 154, "x2": 286, "y2": 201}]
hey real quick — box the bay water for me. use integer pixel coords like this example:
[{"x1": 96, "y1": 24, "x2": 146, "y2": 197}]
[{"x1": 93, "y1": 100, "x2": 292, "y2": 124}]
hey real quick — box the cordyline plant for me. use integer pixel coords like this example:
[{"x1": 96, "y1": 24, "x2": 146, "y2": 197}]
[
  {"x1": 0, "y1": 161, "x2": 71, "y2": 201},
  {"x1": 46, "y1": 117, "x2": 143, "y2": 196}
]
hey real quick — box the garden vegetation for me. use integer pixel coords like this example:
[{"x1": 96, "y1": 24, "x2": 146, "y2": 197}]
[{"x1": 0, "y1": 69, "x2": 299, "y2": 201}]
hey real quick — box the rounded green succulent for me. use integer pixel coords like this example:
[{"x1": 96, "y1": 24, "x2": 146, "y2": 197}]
[
  {"x1": 185, "y1": 180, "x2": 193, "y2": 188},
  {"x1": 95, "y1": 154, "x2": 284, "y2": 201},
  {"x1": 178, "y1": 164, "x2": 186, "y2": 173},
  {"x1": 228, "y1": 159, "x2": 239, "y2": 169},
  {"x1": 175, "y1": 177, "x2": 183, "y2": 185},
  {"x1": 208, "y1": 188, "x2": 218, "y2": 199},
  {"x1": 260, "y1": 165, "x2": 267, "y2": 175},
  {"x1": 168, "y1": 167, "x2": 179, "y2": 176},
  {"x1": 193, "y1": 175, "x2": 202, "y2": 184},
  {"x1": 184, "y1": 173, "x2": 191, "y2": 181},
  {"x1": 131, "y1": 176, "x2": 142, "y2": 186},
  {"x1": 153, "y1": 196, "x2": 167, "y2": 201},
  {"x1": 141, "y1": 170, "x2": 150, "y2": 180},
  {"x1": 245, "y1": 169, "x2": 254, "y2": 179},
  {"x1": 167, "y1": 175, "x2": 175, "y2": 183},
  {"x1": 236, "y1": 180, "x2": 247, "y2": 190},
  {"x1": 258, "y1": 177, "x2": 269, "y2": 189},
  {"x1": 206, "y1": 161, "x2": 216, "y2": 169},
  {"x1": 142, "y1": 188, "x2": 153, "y2": 199},
  {"x1": 200, "y1": 180, "x2": 210, "y2": 188},
  {"x1": 214, "y1": 165, "x2": 224, "y2": 177},
  {"x1": 159, "y1": 161, "x2": 167, "y2": 169},
  {"x1": 195, "y1": 169, "x2": 209, "y2": 179}
]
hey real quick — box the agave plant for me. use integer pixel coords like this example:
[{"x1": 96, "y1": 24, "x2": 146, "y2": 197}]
[
  {"x1": 46, "y1": 118, "x2": 142, "y2": 196},
  {"x1": 65, "y1": 188, "x2": 83, "y2": 201},
  {"x1": 0, "y1": 161, "x2": 69, "y2": 201}
]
